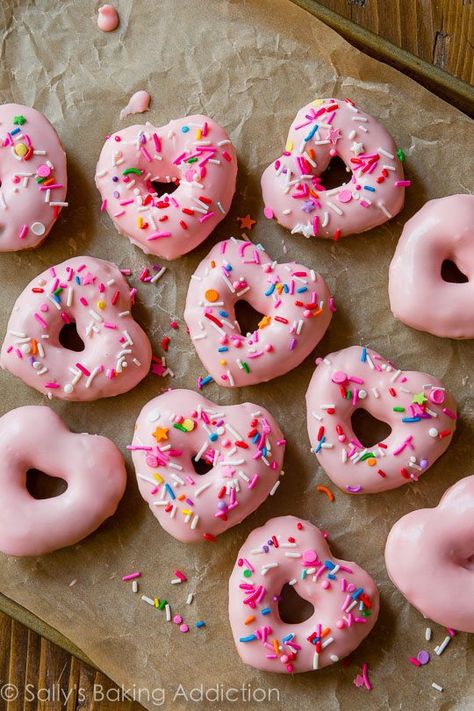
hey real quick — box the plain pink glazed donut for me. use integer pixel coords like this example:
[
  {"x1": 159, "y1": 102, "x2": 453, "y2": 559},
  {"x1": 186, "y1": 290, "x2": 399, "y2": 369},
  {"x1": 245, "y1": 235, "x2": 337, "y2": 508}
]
[
  {"x1": 0, "y1": 103, "x2": 67, "y2": 251},
  {"x1": 229, "y1": 515, "x2": 379, "y2": 673},
  {"x1": 385, "y1": 476, "x2": 474, "y2": 633},
  {"x1": 261, "y1": 98, "x2": 406, "y2": 240},
  {"x1": 95, "y1": 115, "x2": 237, "y2": 260},
  {"x1": 0, "y1": 255, "x2": 152, "y2": 401},
  {"x1": 184, "y1": 238, "x2": 333, "y2": 387},
  {"x1": 130, "y1": 389, "x2": 285, "y2": 542},
  {"x1": 0, "y1": 406, "x2": 126, "y2": 556},
  {"x1": 389, "y1": 194, "x2": 474, "y2": 339},
  {"x1": 305, "y1": 346, "x2": 457, "y2": 494}
]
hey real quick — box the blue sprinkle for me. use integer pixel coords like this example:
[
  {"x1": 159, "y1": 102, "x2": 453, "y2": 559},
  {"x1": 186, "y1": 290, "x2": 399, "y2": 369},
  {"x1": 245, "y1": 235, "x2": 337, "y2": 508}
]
[
  {"x1": 195, "y1": 621, "x2": 206, "y2": 628},
  {"x1": 181, "y1": 126, "x2": 190, "y2": 133},
  {"x1": 224, "y1": 262, "x2": 232, "y2": 271},
  {"x1": 52, "y1": 295, "x2": 61, "y2": 304},
  {"x1": 261, "y1": 447, "x2": 268, "y2": 457},
  {"x1": 351, "y1": 587, "x2": 363, "y2": 600},
  {"x1": 9, "y1": 127, "x2": 21, "y2": 136},
  {"x1": 219, "y1": 310, "x2": 229, "y2": 318},
  {"x1": 209, "y1": 432, "x2": 218, "y2": 442},
  {"x1": 240, "y1": 634, "x2": 257, "y2": 643},
  {"x1": 314, "y1": 435, "x2": 326, "y2": 453},
  {"x1": 282, "y1": 633, "x2": 294, "y2": 642},
  {"x1": 200, "y1": 375, "x2": 213, "y2": 386},
  {"x1": 324, "y1": 560, "x2": 335, "y2": 570},
  {"x1": 261, "y1": 608, "x2": 271, "y2": 615},
  {"x1": 296, "y1": 286, "x2": 308, "y2": 293},
  {"x1": 218, "y1": 347, "x2": 228, "y2": 352},
  {"x1": 282, "y1": 284, "x2": 289, "y2": 294},
  {"x1": 328, "y1": 574, "x2": 336, "y2": 580},
  {"x1": 164, "y1": 483, "x2": 175, "y2": 500},
  {"x1": 364, "y1": 185, "x2": 376, "y2": 192},
  {"x1": 361, "y1": 347, "x2": 367, "y2": 362},
  {"x1": 402, "y1": 416, "x2": 421, "y2": 423},
  {"x1": 264, "y1": 283, "x2": 276, "y2": 296},
  {"x1": 75, "y1": 275, "x2": 81, "y2": 285},
  {"x1": 304, "y1": 123, "x2": 319, "y2": 142},
  {"x1": 252, "y1": 433, "x2": 260, "y2": 444}
]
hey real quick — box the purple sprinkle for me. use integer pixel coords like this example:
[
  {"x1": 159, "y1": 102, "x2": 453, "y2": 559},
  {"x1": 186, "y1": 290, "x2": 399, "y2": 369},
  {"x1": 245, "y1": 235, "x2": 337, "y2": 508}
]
[
  {"x1": 346, "y1": 485, "x2": 363, "y2": 493},
  {"x1": 417, "y1": 650, "x2": 430, "y2": 665}
]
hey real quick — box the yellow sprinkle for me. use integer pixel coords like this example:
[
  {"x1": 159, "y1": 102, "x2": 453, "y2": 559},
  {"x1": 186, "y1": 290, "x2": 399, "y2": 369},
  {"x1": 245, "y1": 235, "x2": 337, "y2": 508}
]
[
  {"x1": 154, "y1": 598, "x2": 159, "y2": 608},
  {"x1": 258, "y1": 315, "x2": 271, "y2": 329},
  {"x1": 181, "y1": 509, "x2": 192, "y2": 516},
  {"x1": 14, "y1": 142, "x2": 28, "y2": 157},
  {"x1": 285, "y1": 139, "x2": 293, "y2": 152},
  {"x1": 153, "y1": 473, "x2": 164, "y2": 483},
  {"x1": 196, "y1": 128, "x2": 202, "y2": 140},
  {"x1": 97, "y1": 300, "x2": 106, "y2": 310},
  {"x1": 137, "y1": 216, "x2": 143, "y2": 229},
  {"x1": 219, "y1": 359, "x2": 227, "y2": 366},
  {"x1": 182, "y1": 418, "x2": 195, "y2": 432},
  {"x1": 312, "y1": 98, "x2": 325, "y2": 106},
  {"x1": 276, "y1": 283, "x2": 283, "y2": 294}
]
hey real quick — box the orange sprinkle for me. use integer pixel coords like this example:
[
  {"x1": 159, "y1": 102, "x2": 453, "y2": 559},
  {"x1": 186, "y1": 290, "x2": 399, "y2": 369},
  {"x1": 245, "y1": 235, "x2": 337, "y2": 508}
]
[
  {"x1": 316, "y1": 485, "x2": 335, "y2": 502},
  {"x1": 272, "y1": 639, "x2": 280, "y2": 655},
  {"x1": 244, "y1": 615, "x2": 256, "y2": 625},
  {"x1": 321, "y1": 627, "x2": 331, "y2": 638},
  {"x1": 210, "y1": 260, "x2": 216, "y2": 268},
  {"x1": 31, "y1": 339, "x2": 38, "y2": 355},
  {"x1": 205, "y1": 289, "x2": 219, "y2": 302},
  {"x1": 177, "y1": 494, "x2": 186, "y2": 501}
]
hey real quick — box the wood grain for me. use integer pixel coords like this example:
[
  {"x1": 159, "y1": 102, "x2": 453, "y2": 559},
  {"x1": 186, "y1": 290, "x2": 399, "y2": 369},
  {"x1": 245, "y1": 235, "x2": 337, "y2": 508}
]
[
  {"x1": 315, "y1": 0, "x2": 473, "y2": 84},
  {"x1": 0, "y1": 612, "x2": 143, "y2": 711}
]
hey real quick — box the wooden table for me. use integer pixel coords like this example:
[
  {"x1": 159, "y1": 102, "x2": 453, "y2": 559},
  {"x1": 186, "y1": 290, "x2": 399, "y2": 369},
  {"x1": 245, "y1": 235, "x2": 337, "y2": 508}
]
[{"x1": 1, "y1": 3, "x2": 472, "y2": 710}]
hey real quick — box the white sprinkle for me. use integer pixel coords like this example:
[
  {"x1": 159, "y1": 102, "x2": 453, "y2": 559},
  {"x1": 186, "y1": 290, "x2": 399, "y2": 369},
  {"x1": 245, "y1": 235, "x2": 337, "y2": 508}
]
[
  {"x1": 141, "y1": 595, "x2": 154, "y2": 606},
  {"x1": 425, "y1": 627, "x2": 432, "y2": 641},
  {"x1": 431, "y1": 683, "x2": 443, "y2": 693}
]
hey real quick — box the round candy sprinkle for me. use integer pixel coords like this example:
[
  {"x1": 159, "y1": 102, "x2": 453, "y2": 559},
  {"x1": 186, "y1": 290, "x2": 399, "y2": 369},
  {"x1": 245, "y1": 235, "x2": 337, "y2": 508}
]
[
  {"x1": 429, "y1": 388, "x2": 445, "y2": 405},
  {"x1": 31, "y1": 222, "x2": 46, "y2": 236},
  {"x1": 417, "y1": 650, "x2": 430, "y2": 665},
  {"x1": 428, "y1": 428, "x2": 439, "y2": 438}
]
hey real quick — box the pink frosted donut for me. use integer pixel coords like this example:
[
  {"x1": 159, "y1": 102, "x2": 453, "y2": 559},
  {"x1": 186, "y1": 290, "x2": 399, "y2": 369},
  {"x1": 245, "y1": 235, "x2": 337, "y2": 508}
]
[
  {"x1": 385, "y1": 476, "x2": 474, "y2": 632},
  {"x1": 229, "y1": 515, "x2": 379, "y2": 673},
  {"x1": 130, "y1": 389, "x2": 285, "y2": 542},
  {"x1": 305, "y1": 346, "x2": 457, "y2": 494},
  {"x1": 0, "y1": 255, "x2": 151, "y2": 401},
  {"x1": 95, "y1": 115, "x2": 237, "y2": 260},
  {"x1": 0, "y1": 103, "x2": 67, "y2": 251},
  {"x1": 389, "y1": 194, "x2": 474, "y2": 339},
  {"x1": 0, "y1": 406, "x2": 126, "y2": 556},
  {"x1": 184, "y1": 238, "x2": 333, "y2": 387},
  {"x1": 261, "y1": 98, "x2": 406, "y2": 240}
]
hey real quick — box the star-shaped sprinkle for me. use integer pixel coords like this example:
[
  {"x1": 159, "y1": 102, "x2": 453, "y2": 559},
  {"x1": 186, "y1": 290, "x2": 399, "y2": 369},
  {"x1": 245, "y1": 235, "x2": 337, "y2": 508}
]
[
  {"x1": 221, "y1": 465, "x2": 235, "y2": 478},
  {"x1": 13, "y1": 115, "x2": 26, "y2": 126},
  {"x1": 327, "y1": 128, "x2": 342, "y2": 145},
  {"x1": 152, "y1": 426, "x2": 169, "y2": 442},
  {"x1": 82, "y1": 272, "x2": 96, "y2": 286},
  {"x1": 351, "y1": 141, "x2": 365, "y2": 155},
  {"x1": 302, "y1": 200, "x2": 315, "y2": 213},
  {"x1": 412, "y1": 392, "x2": 427, "y2": 405},
  {"x1": 237, "y1": 214, "x2": 256, "y2": 230}
]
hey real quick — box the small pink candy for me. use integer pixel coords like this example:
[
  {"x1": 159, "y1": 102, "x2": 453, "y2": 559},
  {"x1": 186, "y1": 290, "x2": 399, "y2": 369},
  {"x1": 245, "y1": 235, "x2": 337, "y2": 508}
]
[
  {"x1": 336, "y1": 619, "x2": 345, "y2": 629},
  {"x1": 303, "y1": 549, "x2": 317, "y2": 564},
  {"x1": 329, "y1": 148, "x2": 337, "y2": 157},
  {"x1": 429, "y1": 388, "x2": 445, "y2": 405},
  {"x1": 179, "y1": 624, "x2": 189, "y2": 633},
  {"x1": 221, "y1": 438, "x2": 231, "y2": 447},
  {"x1": 173, "y1": 615, "x2": 183, "y2": 625},
  {"x1": 331, "y1": 370, "x2": 347, "y2": 384},
  {"x1": 263, "y1": 264, "x2": 273, "y2": 273},
  {"x1": 281, "y1": 654, "x2": 289, "y2": 664},
  {"x1": 12, "y1": 175, "x2": 20, "y2": 184},
  {"x1": 39, "y1": 304, "x2": 48, "y2": 313},
  {"x1": 321, "y1": 580, "x2": 330, "y2": 590},
  {"x1": 263, "y1": 206, "x2": 274, "y2": 219},
  {"x1": 264, "y1": 344, "x2": 273, "y2": 353},
  {"x1": 337, "y1": 190, "x2": 352, "y2": 204},
  {"x1": 37, "y1": 164, "x2": 51, "y2": 178}
]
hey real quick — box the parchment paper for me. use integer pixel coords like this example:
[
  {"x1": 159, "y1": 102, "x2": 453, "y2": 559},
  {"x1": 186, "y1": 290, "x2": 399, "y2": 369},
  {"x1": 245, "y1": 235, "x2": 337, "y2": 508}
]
[{"x1": 0, "y1": 1, "x2": 472, "y2": 709}]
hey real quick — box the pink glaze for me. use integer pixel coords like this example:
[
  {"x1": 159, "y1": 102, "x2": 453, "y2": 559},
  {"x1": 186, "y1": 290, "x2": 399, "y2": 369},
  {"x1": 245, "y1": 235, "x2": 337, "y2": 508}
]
[
  {"x1": 385, "y1": 476, "x2": 474, "y2": 632},
  {"x1": 97, "y1": 4, "x2": 119, "y2": 32},
  {"x1": 0, "y1": 103, "x2": 67, "y2": 251},
  {"x1": 229, "y1": 515, "x2": 379, "y2": 673},
  {"x1": 120, "y1": 91, "x2": 151, "y2": 120},
  {"x1": 261, "y1": 98, "x2": 405, "y2": 240},
  {"x1": 0, "y1": 256, "x2": 151, "y2": 401},
  {"x1": 131, "y1": 389, "x2": 285, "y2": 542},
  {"x1": 305, "y1": 346, "x2": 456, "y2": 494},
  {"x1": 0, "y1": 406, "x2": 126, "y2": 556},
  {"x1": 184, "y1": 238, "x2": 333, "y2": 387},
  {"x1": 95, "y1": 115, "x2": 237, "y2": 261},
  {"x1": 389, "y1": 194, "x2": 474, "y2": 339}
]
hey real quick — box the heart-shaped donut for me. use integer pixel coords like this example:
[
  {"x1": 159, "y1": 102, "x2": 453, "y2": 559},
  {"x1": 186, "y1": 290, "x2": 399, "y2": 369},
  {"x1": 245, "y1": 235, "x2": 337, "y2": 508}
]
[
  {"x1": 130, "y1": 389, "x2": 285, "y2": 542},
  {"x1": 184, "y1": 238, "x2": 333, "y2": 387},
  {"x1": 95, "y1": 114, "x2": 237, "y2": 260},
  {"x1": 229, "y1": 515, "x2": 379, "y2": 673},
  {"x1": 306, "y1": 346, "x2": 457, "y2": 494},
  {"x1": 261, "y1": 98, "x2": 406, "y2": 240},
  {"x1": 385, "y1": 476, "x2": 474, "y2": 633}
]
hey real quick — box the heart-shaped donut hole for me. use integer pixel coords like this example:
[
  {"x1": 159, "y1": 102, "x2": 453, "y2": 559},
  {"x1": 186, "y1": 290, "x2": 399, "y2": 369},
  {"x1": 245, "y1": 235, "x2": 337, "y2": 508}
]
[
  {"x1": 385, "y1": 475, "x2": 474, "y2": 633},
  {"x1": 58, "y1": 321, "x2": 85, "y2": 352},
  {"x1": 131, "y1": 389, "x2": 286, "y2": 543},
  {"x1": 229, "y1": 515, "x2": 379, "y2": 673},
  {"x1": 306, "y1": 345, "x2": 457, "y2": 494},
  {"x1": 440, "y1": 259, "x2": 469, "y2": 284},
  {"x1": 184, "y1": 238, "x2": 333, "y2": 387},
  {"x1": 261, "y1": 98, "x2": 405, "y2": 240},
  {"x1": 26, "y1": 468, "x2": 68, "y2": 499}
]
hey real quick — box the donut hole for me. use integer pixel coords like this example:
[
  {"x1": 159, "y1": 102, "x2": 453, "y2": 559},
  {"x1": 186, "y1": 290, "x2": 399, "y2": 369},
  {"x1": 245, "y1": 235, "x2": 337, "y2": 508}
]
[
  {"x1": 150, "y1": 179, "x2": 179, "y2": 198},
  {"x1": 318, "y1": 156, "x2": 350, "y2": 191},
  {"x1": 26, "y1": 468, "x2": 68, "y2": 499},
  {"x1": 59, "y1": 322, "x2": 85, "y2": 352},
  {"x1": 278, "y1": 583, "x2": 315, "y2": 624},
  {"x1": 462, "y1": 554, "x2": 474, "y2": 571},
  {"x1": 441, "y1": 259, "x2": 469, "y2": 284},
  {"x1": 351, "y1": 409, "x2": 392, "y2": 448},
  {"x1": 191, "y1": 455, "x2": 214, "y2": 476},
  {"x1": 234, "y1": 300, "x2": 264, "y2": 336}
]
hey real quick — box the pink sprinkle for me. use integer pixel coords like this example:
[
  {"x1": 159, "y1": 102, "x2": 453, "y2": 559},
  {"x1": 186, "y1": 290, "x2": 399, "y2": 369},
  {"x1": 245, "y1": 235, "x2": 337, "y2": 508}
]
[
  {"x1": 147, "y1": 231, "x2": 172, "y2": 240},
  {"x1": 174, "y1": 570, "x2": 187, "y2": 582},
  {"x1": 199, "y1": 211, "x2": 215, "y2": 223},
  {"x1": 395, "y1": 180, "x2": 411, "y2": 187},
  {"x1": 19, "y1": 224, "x2": 28, "y2": 239},
  {"x1": 442, "y1": 407, "x2": 457, "y2": 420},
  {"x1": 263, "y1": 206, "x2": 274, "y2": 219},
  {"x1": 222, "y1": 150, "x2": 232, "y2": 162},
  {"x1": 75, "y1": 363, "x2": 91, "y2": 376},
  {"x1": 44, "y1": 382, "x2": 60, "y2": 389},
  {"x1": 361, "y1": 662, "x2": 372, "y2": 690},
  {"x1": 152, "y1": 133, "x2": 161, "y2": 151},
  {"x1": 122, "y1": 572, "x2": 141, "y2": 582},
  {"x1": 34, "y1": 313, "x2": 48, "y2": 328},
  {"x1": 100, "y1": 198, "x2": 107, "y2": 211}
]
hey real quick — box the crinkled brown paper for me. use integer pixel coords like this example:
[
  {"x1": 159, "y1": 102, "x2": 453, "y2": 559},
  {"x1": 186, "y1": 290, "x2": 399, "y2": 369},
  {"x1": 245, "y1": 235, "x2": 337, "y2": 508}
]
[{"x1": 0, "y1": 1, "x2": 472, "y2": 709}]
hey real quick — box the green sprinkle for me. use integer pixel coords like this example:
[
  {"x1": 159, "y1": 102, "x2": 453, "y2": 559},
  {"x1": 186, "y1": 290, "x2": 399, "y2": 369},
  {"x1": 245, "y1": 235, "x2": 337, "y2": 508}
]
[
  {"x1": 359, "y1": 452, "x2": 376, "y2": 462},
  {"x1": 173, "y1": 423, "x2": 187, "y2": 432},
  {"x1": 158, "y1": 599, "x2": 167, "y2": 610},
  {"x1": 53, "y1": 287, "x2": 63, "y2": 296},
  {"x1": 122, "y1": 168, "x2": 142, "y2": 176},
  {"x1": 346, "y1": 390, "x2": 352, "y2": 399},
  {"x1": 397, "y1": 148, "x2": 405, "y2": 162},
  {"x1": 186, "y1": 157, "x2": 198, "y2": 163},
  {"x1": 242, "y1": 361, "x2": 250, "y2": 374},
  {"x1": 393, "y1": 406, "x2": 405, "y2": 412},
  {"x1": 243, "y1": 569, "x2": 252, "y2": 578},
  {"x1": 13, "y1": 115, "x2": 26, "y2": 125}
]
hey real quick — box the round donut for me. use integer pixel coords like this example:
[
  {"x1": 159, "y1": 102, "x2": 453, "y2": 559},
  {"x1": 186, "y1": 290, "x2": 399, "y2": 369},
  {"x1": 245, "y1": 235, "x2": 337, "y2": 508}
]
[
  {"x1": 0, "y1": 103, "x2": 67, "y2": 251},
  {"x1": 95, "y1": 115, "x2": 237, "y2": 261},
  {"x1": 389, "y1": 194, "x2": 474, "y2": 339},
  {"x1": 0, "y1": 406, "x2": 126, "y2": 556},
  {"x1": 385, "y1": 476, "x2": 474, "y2": 633},
  {"x1": 184, "y1": 238, "x2": 333, "y2": 387},
  {"x1": 130, "y1": 389, "x2": 285, "y2": 542},
  {"x1": 0, "y1": 255, "x2": 152, "y2": 401},
  {"x1": 229, "y1": 515, "x2": 379, "y2": 673},
  {"x1": 261, "y1": 97, "x2": 407, "y2": 240},
  {"x1": 305, "y1": 346, "x2": 457, "y2": 494}
]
